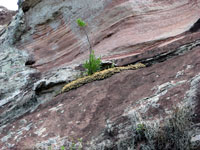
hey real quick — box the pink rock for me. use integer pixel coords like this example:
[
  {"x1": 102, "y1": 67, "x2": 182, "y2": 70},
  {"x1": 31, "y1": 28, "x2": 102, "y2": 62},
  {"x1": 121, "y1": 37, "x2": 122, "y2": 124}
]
[
  {"x1": 1, "y1": 0, "x2": 200, "y2": 149},
  {"x1": 17, "y1": 0, "x2": 200, "y2": 72}
]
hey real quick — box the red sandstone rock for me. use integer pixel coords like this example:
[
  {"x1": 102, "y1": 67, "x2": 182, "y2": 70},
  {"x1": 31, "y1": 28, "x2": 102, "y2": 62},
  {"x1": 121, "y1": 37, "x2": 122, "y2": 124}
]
[
  {"x1": 0, "y1": 0, "x2": 200, "y2": 149},
  {"x1": 1, "y1": 30, "x2": 200, "y2": 150},
  {"x1": 17, "y1": 0, "x2": 200, "y2": 72}
]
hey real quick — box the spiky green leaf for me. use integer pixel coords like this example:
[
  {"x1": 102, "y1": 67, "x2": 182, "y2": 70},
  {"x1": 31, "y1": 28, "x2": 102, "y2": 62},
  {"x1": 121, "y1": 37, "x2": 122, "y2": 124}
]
[{"x1": 76, "y1": 18, "x2": 86, "y2": 27}]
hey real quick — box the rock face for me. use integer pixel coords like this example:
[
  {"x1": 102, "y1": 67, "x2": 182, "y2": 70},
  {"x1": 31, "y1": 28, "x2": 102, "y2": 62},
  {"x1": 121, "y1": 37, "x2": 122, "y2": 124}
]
[
  {"x1": 0, "y1": 6, "x2": 16, "y2": 32},
  {"x1": 0, "y1": 0, "x2": 200, "y2": 150},
  {"x1": 0, "y1": 6, "x2": 16, "y2": 25},
  {"x1": 15, "y1": 0, "x2": 200, "y2": 71}
]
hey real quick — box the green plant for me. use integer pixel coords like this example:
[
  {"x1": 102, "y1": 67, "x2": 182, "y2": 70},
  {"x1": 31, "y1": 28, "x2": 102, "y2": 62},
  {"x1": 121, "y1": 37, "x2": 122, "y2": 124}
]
[
  {"x1": 83, "y1": 50, "x2": 101, "y2": 75},
  {"x1": 76, "y1": 18, "x2": 86, "y2": 27},
  {"x1": 76, "y1": 18, "x2": 101, "y2": 75},
  {"x1": 60, "y1": 146, "x2": 65, "y2": 150},
  {"x1": 48, "y1": 146, "x2": 52, "y2": 150},
  {"x1": 76, "y1": 18, "x2": 91, "y2": 53},
  {"x1": 70, "y1": 142, "x2": 76, "y2": 150},
  {"x1": 69, "y1": 138, "x2": 82, "y2": 150},
  {"x1": 111, "y1": 61, "x2": 115, "y2": 68},
  {"x1": 78, "y1": 138, "x2": 83, "y2": 150},
  {"x1": 117, "y1": 107, "x2": 195, "y2": 150},
  {"x1": 136, "y1": 123, "x2": 145, "y2": 132}
]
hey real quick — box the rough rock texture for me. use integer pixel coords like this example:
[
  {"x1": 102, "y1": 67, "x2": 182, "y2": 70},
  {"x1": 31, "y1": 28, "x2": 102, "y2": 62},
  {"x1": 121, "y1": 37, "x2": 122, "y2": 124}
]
[
  {"x1": 0, "y1": 0, "x2": 200, "y2": 150},
  {"x1": 1, "y1": 32, "x2": 200, "y2": 149},
  {"x1": 0, "y1": 6, "x2": 16, "y2": 32},
  {"x1": 15, "y1": 0, "x2": 200, "y2": 71},
  {"x1": 0, "y1": 6, "x2": 16, "y2": 25}
]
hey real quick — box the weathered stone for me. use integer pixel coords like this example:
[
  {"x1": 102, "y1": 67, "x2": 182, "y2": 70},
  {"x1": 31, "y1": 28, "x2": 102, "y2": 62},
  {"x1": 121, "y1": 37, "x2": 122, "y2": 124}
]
[
  {"x1": 0, "y1": 0, "x2": 200, "y2": 150},
  {"x1": 0, "y1": 6, "x2": 16, "y2": 26},
  {"x1": 0, "y1": 6, "x2": 16, "y2": 38},
  {"x1": 0, "y1": 43, "x2": 80, "y2": 127},
  {"x1": 21, "y1": 0, "x2": 42, "y2": 12},
  {"x1": 0, "y1": 31, "x2": 200, "y2": 149},
  {"x1": 12, "y1": 0, "x2": 200, "y2": 72}
]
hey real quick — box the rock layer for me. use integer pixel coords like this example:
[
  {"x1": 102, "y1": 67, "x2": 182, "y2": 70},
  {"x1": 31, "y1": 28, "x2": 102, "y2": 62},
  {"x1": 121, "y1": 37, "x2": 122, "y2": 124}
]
[{"x1": 15, "y1": 0, "x2": 200, "y2": 72}]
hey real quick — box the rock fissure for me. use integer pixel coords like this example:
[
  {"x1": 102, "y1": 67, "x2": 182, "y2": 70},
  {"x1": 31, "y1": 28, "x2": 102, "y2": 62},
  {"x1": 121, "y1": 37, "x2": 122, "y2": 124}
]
[
  {"x1": 59, "y1": 38, "x2": 200, "y2": 95},
  {"x1": 139, "y1": 39, "x2": 200, "y2": 66},
  {"x1": 190, "y1": 18, "x2": 200, "y2": 33}
]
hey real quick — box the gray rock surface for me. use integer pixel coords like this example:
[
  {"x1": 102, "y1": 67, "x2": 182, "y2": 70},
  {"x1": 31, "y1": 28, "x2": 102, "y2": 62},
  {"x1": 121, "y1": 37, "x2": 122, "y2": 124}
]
[
  {"x1": 0, "y1": 42, "x2": 80, "y2": 127},
  {"x1": 0, "y1": 44, "x2": 34, "y2": 106}
]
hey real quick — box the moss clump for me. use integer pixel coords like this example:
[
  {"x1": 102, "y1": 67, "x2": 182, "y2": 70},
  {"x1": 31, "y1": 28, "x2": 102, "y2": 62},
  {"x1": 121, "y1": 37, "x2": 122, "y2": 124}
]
[{"x1": 61, "y1": 63, "x2": 145, "y2": 93}]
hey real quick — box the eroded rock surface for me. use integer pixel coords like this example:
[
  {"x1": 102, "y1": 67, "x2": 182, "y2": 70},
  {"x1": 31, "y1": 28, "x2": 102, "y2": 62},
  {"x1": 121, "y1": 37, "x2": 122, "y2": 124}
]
[
  {"x1": 0, "y1": 0, "x2": 200, "y2": 150},
  {"x1": 1, "y1": 31, "x2": 200, "y2": 149},
  {"x1": 0, "y1": 6, "x2": 16, "y2": 33},
  {"x1": 12, "y1": 0, "x2": 200, "y2": 72},
  {"x1": 0, "y1": 6, "x2": 16, "y2": 26}
]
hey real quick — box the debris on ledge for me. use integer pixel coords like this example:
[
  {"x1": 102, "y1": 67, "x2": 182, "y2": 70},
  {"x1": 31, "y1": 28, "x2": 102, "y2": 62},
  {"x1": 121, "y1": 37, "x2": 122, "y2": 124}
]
[{"x1": 62, "y1": 63, "x2": 145, "y2": 93}]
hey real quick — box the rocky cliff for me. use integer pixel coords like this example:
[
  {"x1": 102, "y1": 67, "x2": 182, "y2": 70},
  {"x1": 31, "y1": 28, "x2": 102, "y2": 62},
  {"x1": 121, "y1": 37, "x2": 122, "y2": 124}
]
[
  {"x1": 0, "y1": 0, "x2": 200, "y2": 149},
  {"x1": 0, "y1": 6, "x2": 16, "y2": 32}
]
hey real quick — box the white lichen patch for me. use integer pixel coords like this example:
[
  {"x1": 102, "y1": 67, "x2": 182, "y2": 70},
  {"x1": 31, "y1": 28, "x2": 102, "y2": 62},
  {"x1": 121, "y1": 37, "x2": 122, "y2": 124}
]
[
  {"x1": 176, "y1": 70, "x2": 185, "y2": 78},
  {"x1": 183, "y1": 74, "x2": 200, "y2": 106},
  {"x1": 0, "y1": 90, "x2": 20, "y2": 107},
  {"x1": 49, "y1": 104, "x2": 63, "y2": 112},
  {"x1": 124, "y1": 80, "x2": 187, "y2": 122},
  {"x1": 0, "y1": 122, "x2": 33, "y2": 145},
  {"x1": 0, "y1": 125, "x2": 7, "y2": 132},
  {"x1": 186, "y1": 65, "x2": 194, "y2": 70},
  {"x1": 1, "y1": 133, "x2": 12, "y2": 142},
  {"x1": 20, "y1": 123, "x2": 32, "y2": 131},
  {"x1": 34, "y1": 127, "x2": 47, "y2": 137},
  {"x1": 0, "y1": 44, "x2": 37, "y2": 111},
  {"x1": 34, "y1": 136, "x2": 70, "y2": 150},
  {"x1": 191, "y1": 134, "x2": 200, "y2": 142},
  {"x1": 19, "y1": 119, "x2": 28, "y2": 125},
  {"x1": 13, "y1": 123, "x2": 32, "y2": 142},
  {"x1": 33, "y1": 67, "x2": 80, "y2": 91},
  {"x1": 155, "y1": 80, "x2": 187, "y2": 95}
]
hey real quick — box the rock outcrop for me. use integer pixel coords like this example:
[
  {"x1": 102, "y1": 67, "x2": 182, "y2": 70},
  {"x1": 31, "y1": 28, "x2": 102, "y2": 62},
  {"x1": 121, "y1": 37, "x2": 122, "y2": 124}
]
[
  {"x1": 0, "y1": 6, "x2": 16, "y2": 32},
  {"x1": 14, "y1": 0, "x2": 200, "y2": 71},
  {"x1": 0, "y1": 0, "x2": 200, "y2": 149},
  {"x1": 0, "y1": 6, "x2": 16, "y2": 25}
]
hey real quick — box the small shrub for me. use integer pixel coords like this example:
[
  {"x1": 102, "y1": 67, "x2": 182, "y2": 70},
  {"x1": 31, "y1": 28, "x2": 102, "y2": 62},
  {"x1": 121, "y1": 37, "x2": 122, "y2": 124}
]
[
  {"x1": 83, "y1": 50, "x2": 101, "y2": 75},
  {"x1": 70, "y1": 138, "x2": 83, "y2": 150},
  {"x1": 60, "y1": 146, "x2": 65, "y2": 150},
  {"x1": 76, "y1": 18, "x2": 101, "y2": 75},
  {"x1": 76, "y1": 18, "x2": 86, "y2": 27}
]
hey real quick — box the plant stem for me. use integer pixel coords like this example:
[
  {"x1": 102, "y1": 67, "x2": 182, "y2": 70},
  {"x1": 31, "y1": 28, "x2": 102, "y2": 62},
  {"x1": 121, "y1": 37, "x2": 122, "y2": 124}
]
[
  {"x1": 83, "y1": 28, "x2": 92, "y2": 55},
  {"x1": 83, "y1": 28, "x2": 93, "y2": 75}
]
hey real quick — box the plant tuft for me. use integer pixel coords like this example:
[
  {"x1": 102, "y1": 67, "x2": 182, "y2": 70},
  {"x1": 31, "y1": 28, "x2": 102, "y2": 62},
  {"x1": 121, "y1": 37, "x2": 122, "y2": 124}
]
[
  {"x1": 83, "y1": 50, "x2": 101, "y2": 75},
  {"x1": 76, "y1": 18, "x2": 86, "y2": 27}
]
